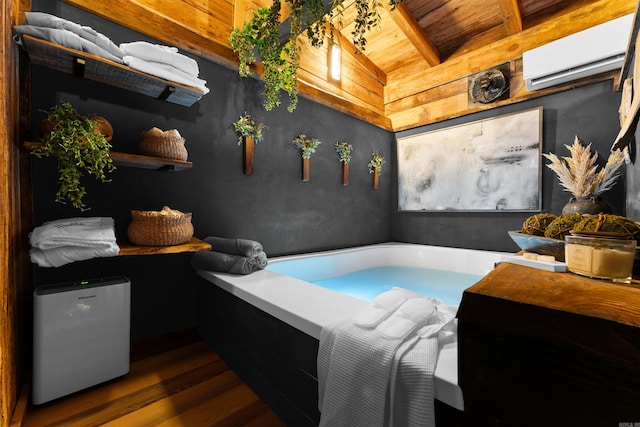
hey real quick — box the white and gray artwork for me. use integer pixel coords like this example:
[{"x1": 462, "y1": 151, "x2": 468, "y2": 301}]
[{"x1": 397, "y1": 107, "x2": 542, "y2": 211}]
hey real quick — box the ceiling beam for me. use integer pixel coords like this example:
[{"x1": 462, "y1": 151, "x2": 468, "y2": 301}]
[
  {"x1": 497, "y1": 0, "x2": 523, "y2": 34},
  {"x1": 385, "y1": 3, "x2": 440, "y2": 67}
]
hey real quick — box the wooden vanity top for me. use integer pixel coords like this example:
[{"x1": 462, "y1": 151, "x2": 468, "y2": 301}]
[{"x1": 463, "y1": 262, "x2": 640, "y2": 328}]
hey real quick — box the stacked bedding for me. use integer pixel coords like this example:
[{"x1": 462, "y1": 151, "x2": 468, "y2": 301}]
[
  {"x1": 14, "y1": 12, "x2": 209, "y2": 93},
  {"x1": 29, "y1": 217, "x2": 120, "y2": 267}
]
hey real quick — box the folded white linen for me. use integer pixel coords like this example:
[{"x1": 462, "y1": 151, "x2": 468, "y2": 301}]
[
  {"x1": 30, "y1": 242, "x2": 119, "y2": 268},
  {"x1": 14, "y1": 25, "x2": 123, "y2": 63},
  {"x1": 30, "y1": 217, "x2": 117, "y2": 250},
  {"x1": 122, "y1": 56, "x2": 210, "y2": 94},
  {"x1": 120, "y1": 41, "x2": 199, "y2": 76},
  {"x1": 24, "y1": 12, "x2": 124, "y2": 59}
]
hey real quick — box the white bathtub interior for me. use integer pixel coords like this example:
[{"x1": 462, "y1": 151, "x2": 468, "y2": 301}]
[{"x1": 196, "y1": 243, "x2": 512, "y2": 411}]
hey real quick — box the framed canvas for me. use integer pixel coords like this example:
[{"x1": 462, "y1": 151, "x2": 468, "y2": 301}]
[{"x1": 397, "y1": 107, "x2": 542, "y2": 211}]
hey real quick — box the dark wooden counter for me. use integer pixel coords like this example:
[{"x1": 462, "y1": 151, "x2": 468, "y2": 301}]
[{"x1": 458, "y1": 262, "x2": 640, "y2": 426}]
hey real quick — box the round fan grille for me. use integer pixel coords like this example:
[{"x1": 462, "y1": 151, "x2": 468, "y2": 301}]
[{"x1": 469, "y1": 69, "x2": 509, "y2": 104}]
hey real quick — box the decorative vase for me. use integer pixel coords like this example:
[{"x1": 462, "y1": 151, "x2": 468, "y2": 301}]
[
  {"x1": 302, "y1": 158, "x2": 310, "y2": 181},
  {"x1": 561, "y1": 195, "x2": 612, "y2": 215},
  {"x1": 372, "y1": 169, "x2": 379, "y2": 190},
  {"x1": 342, "y1": 163, "x2": 349, "y2": 186},
  {"x1": 243, "y1": 136, "x2": 254, "y2": 175}
]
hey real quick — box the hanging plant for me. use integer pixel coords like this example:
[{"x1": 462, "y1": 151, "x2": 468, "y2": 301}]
[
  {"x1": 233, "y1": 112, "x2": 267, "y2": 145},
  {"x1": 368, "y1": 150, "x2": 385, "y2": 173},
  {"x1": 293, "y1": 133, "x2": 322, "y2": 159},
  {"x1": 229, "y1": 0, "x2": 405, "y2": 112},
  {"x1": 335, "y1": 141, "x2": 353, "y2": 163},
  {"x1": 31, "y1": 102, "x2": 115, "y2": 211}
]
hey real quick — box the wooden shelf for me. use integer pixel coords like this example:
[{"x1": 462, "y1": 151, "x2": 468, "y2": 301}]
[
  {"x1": 20, "y1": 34, "x2": 204, "y2": 107},
  {"x1": 118, "y1": 237, "x2": 211, "y2": 256},
  {"x1": 24, "y1": 142, "x2": 193, "y2": 171}
]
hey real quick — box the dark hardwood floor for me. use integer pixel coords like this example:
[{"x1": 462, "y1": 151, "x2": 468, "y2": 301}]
[{"x1": 15, "y1": 330, "x2": 286, "y2": 426}]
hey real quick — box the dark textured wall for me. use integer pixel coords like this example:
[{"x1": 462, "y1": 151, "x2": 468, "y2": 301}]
[
  {"x1": 29, "y1": 1, "x2": 393, "y2": 338},
  {"x1": 391, "y1": 81, "x2": 626, "y2": 252}
]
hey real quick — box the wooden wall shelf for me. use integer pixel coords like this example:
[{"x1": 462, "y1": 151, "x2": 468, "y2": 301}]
[
  {"x1": 24, "y1": 142, "x2": 192, "y2": 171},
  {"x1": 118, "y1": 237, "x2": 211, "y2": 256},
  {"x1": 19, "y1": 34, "x2": 204, "y2": 107}
]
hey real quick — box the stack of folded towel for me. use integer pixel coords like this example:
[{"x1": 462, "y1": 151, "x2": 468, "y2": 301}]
[
  {"x1": 119, "y1": 41, "x2": 209, "y2": 94},
  {"x1": 191, "y1": 236, "x2": 267, "y2": 275},
  {"x1": 13, "y1": 12, "x2": 209, "y2": 94},
  {"x1": 14, "y1": 12, "x2": 125, "y2": 63},
  {"x1": 29, "y1": 217, "x2": 120, "y2": 268},
  {"x1": 317, "y1": 287, "x2": 458, "y2": 427}
]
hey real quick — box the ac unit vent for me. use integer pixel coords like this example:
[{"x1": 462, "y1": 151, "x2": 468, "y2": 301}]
[{"x1": 523, "y1": 14, "x2": 634, "y2": 91}]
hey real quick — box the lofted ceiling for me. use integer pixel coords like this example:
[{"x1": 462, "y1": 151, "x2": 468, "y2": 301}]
[{"x1": 61, "y1": 0, "x2": 637, "y2": 131}]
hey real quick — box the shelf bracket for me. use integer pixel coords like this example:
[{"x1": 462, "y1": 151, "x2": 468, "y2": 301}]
[
  {"x1": 73, "y1": 57, "x2": 86, "y2": 78},
  {"x1": 159, "y1": 85, "x2": 176, "y2": 101}
]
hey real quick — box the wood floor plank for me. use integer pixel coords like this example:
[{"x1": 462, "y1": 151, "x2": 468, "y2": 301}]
[
  {"x1": 21, "y1": 333, "x2": 286, "y2": 427},
  {"x1": 25, "y1": 342, "x2": 221, "y2": 426},
  {"x1": 99, "y1": 370, "x2": 243, "y2": 427}
]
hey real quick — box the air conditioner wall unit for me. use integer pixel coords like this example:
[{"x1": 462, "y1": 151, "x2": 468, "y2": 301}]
[{"x1": 523, "y1": 14, "x2": 634, "y2": 91}]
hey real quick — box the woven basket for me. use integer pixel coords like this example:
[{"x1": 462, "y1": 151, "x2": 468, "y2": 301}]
[
  {"x1": 140, "y1": 129, "x2": 188, "y2": 161},
  {"x1": 127, "y1": 206, "x2": 194, "y2": 246}
]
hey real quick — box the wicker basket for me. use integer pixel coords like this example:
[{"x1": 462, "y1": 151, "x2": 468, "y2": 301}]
[
  {"x1": 127, "y1": 206, "x2": 194, "y2": 246},
  {"x1": 140, "y1": 128, "x2": 188, "y2": 161}
]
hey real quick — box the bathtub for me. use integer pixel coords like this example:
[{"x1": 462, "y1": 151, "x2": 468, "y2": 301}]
[{"x1": 195, "y1": 243, "x2": 512, "y2": 423}]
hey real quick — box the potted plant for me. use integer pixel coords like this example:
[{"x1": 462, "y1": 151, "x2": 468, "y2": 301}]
[
  {"x1": 335, "y1": 141, "x2": 353, "y2": 186},
  {"x1": 31, "y1": 102, "x2": 115, "y2": 210},
  {"x1": 543, "y1": 136, "x2": 625, "y2": 215},
  {"x1": 233, "y1": 113, "x2": 267, "y2": 175},
  {"x1": 368, "y1": 150, "x2": 385, "y2": 190},
  {"x1": 293, "y1": 133, "x2": 322, "y2": 181}
]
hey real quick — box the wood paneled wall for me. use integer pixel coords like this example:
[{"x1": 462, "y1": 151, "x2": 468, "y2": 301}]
[
  {"x1": 2, "y1": 1, "x2": 31, "y2": 426},
  {"x1": 62, "y1": 0, "x2": 635, "y2": 132}
]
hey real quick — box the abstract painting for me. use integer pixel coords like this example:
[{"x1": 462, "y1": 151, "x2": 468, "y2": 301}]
[{"x1": 397, "y1": 107, "x2": 542, "y2": 211}]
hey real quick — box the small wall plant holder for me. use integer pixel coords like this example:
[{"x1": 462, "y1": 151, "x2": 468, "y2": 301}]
[
  {"x1": 233, "y1": 113, "x2": 266, "y2": 175},
  {"x1": 335, "y1": 141, "x2": 353, "y2": 186},
  {"x1": 368, "y1": 150, "x2": 385, "y2": 190},
  {"x1": 293, "y1": 134, "x2": 322, "y2": 181}
]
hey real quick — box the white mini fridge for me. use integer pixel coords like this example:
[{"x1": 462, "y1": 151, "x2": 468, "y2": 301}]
[{"x1": 32, "y1": 276, "x2": 131, "y2": 404}]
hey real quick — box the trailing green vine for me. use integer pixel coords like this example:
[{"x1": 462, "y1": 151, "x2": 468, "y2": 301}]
[
  {"x1": 32, "y1": 102, "x2": 115, "y2": 211},
  {"x1": 229, "y1": 0, "x2": 405, "y2": 112}
]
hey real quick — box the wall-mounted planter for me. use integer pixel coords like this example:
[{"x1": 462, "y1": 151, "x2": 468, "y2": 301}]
[
  {"x1": 368, "y1": 150, "x2": 384, "y2": 190},
  {"x1": 302, "y1": 158, "x2": 310, "y2": 181},
  {"x1": 342, "y1": 163, "x2": 349, "y2": 186},
  {"x1": 243, "y1": 136, "x2": 254, "y2": 175},
  {"x1": 372, "y1": 169, "x2": 379, "y2": 190}
]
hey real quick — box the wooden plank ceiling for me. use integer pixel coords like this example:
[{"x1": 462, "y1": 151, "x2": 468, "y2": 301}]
[{"x1": 62, "y1": 0, "x2": 637, "y2": 131}]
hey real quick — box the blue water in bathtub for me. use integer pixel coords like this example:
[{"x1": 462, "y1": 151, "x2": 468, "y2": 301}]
[{"x1": 311, "y1": 266, "x2": 482, "y2": 306}]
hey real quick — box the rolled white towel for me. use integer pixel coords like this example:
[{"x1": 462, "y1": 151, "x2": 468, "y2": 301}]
[{"x1": 120, "y1": 41, "x2": 199, "y2": 77}]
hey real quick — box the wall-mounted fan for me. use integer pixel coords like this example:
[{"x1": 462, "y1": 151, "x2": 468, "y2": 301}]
[{"x1": 468, "y1": 65, "x2": 510, "y2": 105}]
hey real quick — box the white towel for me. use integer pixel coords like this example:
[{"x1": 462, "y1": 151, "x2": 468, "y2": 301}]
[
  {"x1": 122, "y1": 56, "x2": 210, "y2": 94},
  {"x1": 30, "y1": 217, "x2": 117, "y2": 250},
  {"x1": 387, "y1": 303, "x2": 457, "y2": 426},
  {"x1": 317, "y1": 289, "x2": 440, "y2": 427},
  {"x1": 14, "y1": 25, "x2": 123, "y2": 63},
  {"x1": 120, "y1": 41, "x2": 199, "y2": 76},
  {"x1": 30, "y1": 243, "x2": 119, "y2": 268},
  {"x1": 24, "y1": 12, "x2": 124, "y2": 59}
]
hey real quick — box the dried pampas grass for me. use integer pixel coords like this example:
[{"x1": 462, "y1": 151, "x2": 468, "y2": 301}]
[{"x1": 543, "y1": 136, "x2": 625, "y2": 198}]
